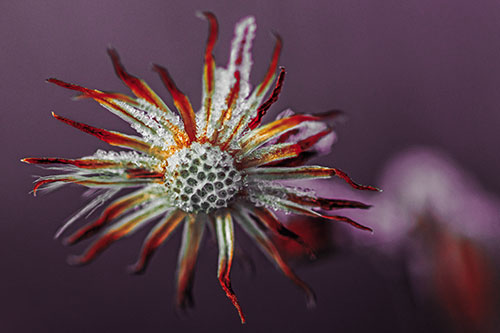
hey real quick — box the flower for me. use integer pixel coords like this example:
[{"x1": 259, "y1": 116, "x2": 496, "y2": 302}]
[
  {"x1": 23, "y1": 13, "x2": 378, "y2": 323},
  {"x1": 345, "y1": 147, "x2": 500, "y2": 331},
  {"x1": 350, "y1": 147, "x2": 500, "y2": 249}
]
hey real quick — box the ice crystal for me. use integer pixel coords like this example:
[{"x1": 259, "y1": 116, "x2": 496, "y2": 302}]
[{"x1": 23, "y1": 13, "x2": 378, "y2": 323}]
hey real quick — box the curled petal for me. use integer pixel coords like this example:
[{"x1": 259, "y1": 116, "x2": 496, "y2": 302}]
[
  {"x1": 248, "y1": 67, "x2": 285, "y2": 130},
  {"x1": 214, "y1": 212, "x2": 246, "y2": 324},
  {"x1": 198, "y1": 11, "x2": 218, "y2": 95},
  {"x1": 247, "y1": 165, "x2": 380, "y2": 192},
  {"x1": 255, "y1": 33, "x2": 282, "y2": 98},
  {"x1": 277, "y1": 201, "x2": 373, "y2": 232},
  {"x1": 153, "y1": 64, "x2": 197, "y2": 142},
  {"x1": 107, "y1": 47, "x2": 168, "y2": 111},
  {"x1": 332, "y1": 168, "x2": 381, "y2": 192},
  {"x1": 197, "y1": 11, "x2": 219, "y2": 140}
]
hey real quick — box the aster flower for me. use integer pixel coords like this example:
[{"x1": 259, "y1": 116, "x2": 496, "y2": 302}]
[{"x1": 23, "y1": 13, "x2": 378, "y2": 323}]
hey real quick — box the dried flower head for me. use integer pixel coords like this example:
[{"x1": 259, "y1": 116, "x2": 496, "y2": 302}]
[{"x1": 23, "y1": 13, "x2": 378, "y2": 323}]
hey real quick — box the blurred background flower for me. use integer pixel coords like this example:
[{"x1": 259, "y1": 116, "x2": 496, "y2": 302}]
[
  {"x1": 368, "y1": 147, "x2": 500, "y2": 332},
  {"x1": 293, "y1": 147, "x2": 500, "y2": 332}
]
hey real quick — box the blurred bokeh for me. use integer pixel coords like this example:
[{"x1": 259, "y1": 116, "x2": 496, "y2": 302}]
[{"x1": 2, "y1": 0, "x2": 499, "y2": 332}]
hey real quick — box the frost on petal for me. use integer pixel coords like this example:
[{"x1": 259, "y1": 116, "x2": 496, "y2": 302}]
[
  {"x1": 205, "y1": 16, "x2": 256, "y2": 142},
  {"x1": 270, "y1": 109, "x2": 337, "y2": 156},
  {"x1": 55, "y1": 188, "x2": 119, "y2": 239},
  {"x1": 64, "y1": 187, "x2": 156, "y2": 246},
  {"x1": 224, "y1": 35, "x2": 283, "y2": 144},
  {"x1": 226, "y1": 16, "x2": 256, "y2": 103},
  {"x1": 69, "y1": 200, "x2": 171, "y2": 265},
  {"x1": 238, "y1": 115, "x2": 320, "y2": 157}
]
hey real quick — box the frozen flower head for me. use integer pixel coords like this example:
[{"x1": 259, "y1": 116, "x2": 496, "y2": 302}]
[{"x1": 23, "y1": 13, "x2": 378, "y2": 323}]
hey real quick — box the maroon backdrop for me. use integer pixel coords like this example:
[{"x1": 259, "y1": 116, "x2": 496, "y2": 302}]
[{"x1": 2, "y1": 1, "x2": 499, "y2": 332}]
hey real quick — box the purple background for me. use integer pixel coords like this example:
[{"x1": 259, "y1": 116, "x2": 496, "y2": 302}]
[{"x1": 2, "y1": 0, "x2": 500, "y2": 332}]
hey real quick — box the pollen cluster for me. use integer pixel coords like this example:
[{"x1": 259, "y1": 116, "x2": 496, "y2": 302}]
[{"x1": 164, "y1": 142, "x2": 243, "y2": 213}]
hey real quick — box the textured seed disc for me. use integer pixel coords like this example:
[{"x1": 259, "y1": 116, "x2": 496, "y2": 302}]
[{"x1": 164, "y1": 142, "x2": 242, "y2": 213}]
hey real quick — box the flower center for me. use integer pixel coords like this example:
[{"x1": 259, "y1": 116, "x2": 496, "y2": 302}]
[{"x1": 164, "y1": 142, "x2": 242, "y2": 213}]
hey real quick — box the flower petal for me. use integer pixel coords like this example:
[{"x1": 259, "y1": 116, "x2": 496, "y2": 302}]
[
  {"x1": 107, "y1": 47, "x2": 168, "y2": 111},
  {"x1": 22, "y1": 157, "x2": 120, "y2": 169},
  {"x1": 153, "y1": 64, "x2": 197, "y2": 142},
  {"x1": 64, "y1": 188, "x2": 153, "y2": 245},
  {"x1": 47, "y1": 78, "x2": 151, "y2": 131},
  {"x1": 51, "y1": 112, "x2": 152, "y2": 154},
  {"x1": 238, "y1": 115, "x2": 319, "y2": 157},
  {"x1": 242, "y1": 204, "x2": 316, "y2": 259},
  {"x1": 245, "y1": 165, "x2": 335, "y2": 180},
  {"x1": 237, "y1": 143, "x2": 302, "y2": 168},
  {"x1": 33, "y1": 174, "x2": 157, "y2": 195},
  {"x1": 175, "y1": 214, "x2": 206, "y2": 309},
  {"x1": 285, "y1": 193, "x2": 372, "y2": 210},
  {"x1": 197, "y1": 12, "x2": 219, "y2": 141},
  {"x1": 68, "y1": 201, "x2": 170, "y2": 265},
  {"x1": 248, "y1": 67, "x2": 285, "y2": 130},
  {"x1": 214, "y1": 212, "x2": 246, "y2": 324},
  {"x1": 129, "y1": 209, "x2": 186, "y2": 274},
  {"x1": 270, "y1": 199, "x2": 373, "y2": 232},
  {"x1": 232, "y1": 208, "x2": 316, "y2": 308}
]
